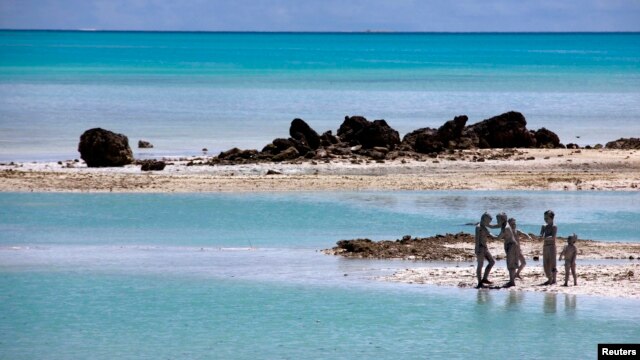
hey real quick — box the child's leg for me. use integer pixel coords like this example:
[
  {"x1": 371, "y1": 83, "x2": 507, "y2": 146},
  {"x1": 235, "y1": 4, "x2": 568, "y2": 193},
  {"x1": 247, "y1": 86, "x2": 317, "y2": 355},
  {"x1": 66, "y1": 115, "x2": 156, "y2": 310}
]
[
  {"x1": 517, "y1": 251, "x2": 526, "y2": 277},
  {"x1": 563, "y1": 264, "x2": 570, "y2": 286},
  {"x1": 543, "y1": 246, "x2": 551, "y2": 281},
  {"x1": 551, "y1": 246, "x2": 557, "y2": 284},
  {"x1": 483, "y1": 251, "x2": 495, "y2": 282},
  {"x1": 476, "y1": 254, "x2": 485, "y2": 285},
  {"x1": 571, "y1": 262, "x2": 577, "y2": 285}
]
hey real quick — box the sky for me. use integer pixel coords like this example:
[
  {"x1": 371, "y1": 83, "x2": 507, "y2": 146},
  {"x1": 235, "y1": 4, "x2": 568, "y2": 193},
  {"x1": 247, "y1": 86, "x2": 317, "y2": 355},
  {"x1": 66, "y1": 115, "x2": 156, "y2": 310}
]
[{"x1": 1, "y1": 0, "x2": 639, "y2": 32}]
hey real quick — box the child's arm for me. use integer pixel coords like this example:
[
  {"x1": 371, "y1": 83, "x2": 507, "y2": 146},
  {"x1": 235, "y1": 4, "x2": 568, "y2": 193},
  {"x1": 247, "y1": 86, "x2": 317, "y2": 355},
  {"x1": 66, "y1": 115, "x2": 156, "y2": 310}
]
[
  {"x1": 517, "y1": 229, "x2": 532, "y2": 240},
  {"x1": 480, "y1": 225, "x2": 496, "y2": 239},
  {"x1": 559, "y1": 245, "x2": 567, "y2": 261}
]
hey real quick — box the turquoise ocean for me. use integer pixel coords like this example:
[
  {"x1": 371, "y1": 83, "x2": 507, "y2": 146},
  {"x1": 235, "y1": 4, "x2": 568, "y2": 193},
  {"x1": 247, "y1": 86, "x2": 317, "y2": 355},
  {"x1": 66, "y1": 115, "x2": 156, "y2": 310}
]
[
  {"x1": 0, "y1": 31, "x2": 639, "y2": 161},
  {"x1": 1, "y1": 191, "x2": 640, "y2": 359},
  {"x1": 1, "y1": 32, "x2": 640, "y2": 359}
]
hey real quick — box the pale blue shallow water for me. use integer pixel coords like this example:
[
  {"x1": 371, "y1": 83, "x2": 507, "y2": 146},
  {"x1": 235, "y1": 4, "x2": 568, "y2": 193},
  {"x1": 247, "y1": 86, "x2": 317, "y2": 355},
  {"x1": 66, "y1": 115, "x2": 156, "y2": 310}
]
[
  {"x1": 1, "y1": 191, "x2": 639, "y2": 359},
  {"x1": 1, "y1": 31, "x2": 639, "y2": 161}
]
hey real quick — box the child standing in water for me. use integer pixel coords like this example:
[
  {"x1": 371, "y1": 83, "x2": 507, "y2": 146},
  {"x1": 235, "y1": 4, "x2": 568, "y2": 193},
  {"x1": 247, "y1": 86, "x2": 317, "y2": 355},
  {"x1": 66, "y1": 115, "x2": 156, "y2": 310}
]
[
  {"x1": 559, "y1": 233, "x2": 578, "y2": 286},
  {"x1": 508, "y1": 217, "x2": 531, "y2": 280},
  {"x1": 496, "y1": 213, "x2": 518, "y2": 288},
  {"x1": 540, "y1": 210, "x2": 558, "y2": 285},
  {"x1": 475, "y1": 212, "x2": 496, "y2": 288}
]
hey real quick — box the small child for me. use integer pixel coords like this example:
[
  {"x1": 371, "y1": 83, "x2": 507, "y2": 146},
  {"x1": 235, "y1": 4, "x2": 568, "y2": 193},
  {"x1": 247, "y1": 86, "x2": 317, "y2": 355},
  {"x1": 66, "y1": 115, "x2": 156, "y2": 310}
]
[
  {"x1": 496, "y1": 213, "x2": 517, "y2": 288},
  {"x1": 508, "y1": 217, "x2": 531, "y2": 280},
  {"x1": 559, "y1": 233, "x2": 578, "y2": 287}
]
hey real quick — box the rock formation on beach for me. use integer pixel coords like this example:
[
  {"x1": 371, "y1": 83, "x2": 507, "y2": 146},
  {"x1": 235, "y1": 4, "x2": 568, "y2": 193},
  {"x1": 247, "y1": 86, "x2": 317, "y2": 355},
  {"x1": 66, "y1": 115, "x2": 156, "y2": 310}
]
[
  {"x1": 400, "y1": 112, "x2": 561, "y2": 154},
  {"x1": 78, "y1": 128, "x2": 134, "y2": 167},
  {"x1": 138, "y1": 140, "x2": 154, "y2": 148},
  {"x1": 138, "y1": 159, "x2": 166, "y2": 171},
  {"x1": 325, "y1": 233, "x2": 640, "y2": 262},
  {"x1": 207, "y1": 111, "x2": 564, "y2": 165},
  {"x1": 606, "y1": 138, "x2": 640, "y2": 150},
  {"x1": 78, "y1": 111, "x2": 634, "y2": 170}
]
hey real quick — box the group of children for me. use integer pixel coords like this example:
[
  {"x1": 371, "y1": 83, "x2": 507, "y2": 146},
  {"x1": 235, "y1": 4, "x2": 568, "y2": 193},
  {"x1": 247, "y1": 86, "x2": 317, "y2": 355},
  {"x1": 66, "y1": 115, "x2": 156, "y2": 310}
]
[{"x1": 474, "y1": 210, "x2": 578, "y2": 289}]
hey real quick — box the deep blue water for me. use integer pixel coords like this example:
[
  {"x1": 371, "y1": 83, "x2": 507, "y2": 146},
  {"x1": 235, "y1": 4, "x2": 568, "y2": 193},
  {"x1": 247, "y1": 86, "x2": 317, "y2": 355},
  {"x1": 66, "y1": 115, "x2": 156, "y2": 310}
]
[
  {"x1": 1, "y1": 191, "x2": 639, "y2": 359},
  {"x1": 1, "y1": 31, "x2": 639, "y2": 161}
]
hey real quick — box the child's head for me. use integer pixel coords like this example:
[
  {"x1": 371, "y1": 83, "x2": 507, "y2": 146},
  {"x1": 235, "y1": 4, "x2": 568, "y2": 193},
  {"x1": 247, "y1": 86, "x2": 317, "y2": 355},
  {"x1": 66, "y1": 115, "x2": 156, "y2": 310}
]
[
  {"x1": 568, "y1": 233, "x2": 578, "y2": 245},
  {"x1": 496, "y1": 212, "x2": 508, "y2": 226},
  {"x1": 507, "y1": 217, "x2": 516, "y2": 227},
  {"x1": 544, "y1": 210, "x2": 555, "y2": 224},
  {"x1": 481, "y1": 212, "x2": 492, "y2": 224}
]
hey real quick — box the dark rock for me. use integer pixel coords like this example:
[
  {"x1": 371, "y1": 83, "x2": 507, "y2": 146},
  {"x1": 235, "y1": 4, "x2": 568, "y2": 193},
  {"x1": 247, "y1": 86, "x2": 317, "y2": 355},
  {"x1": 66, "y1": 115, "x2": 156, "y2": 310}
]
[
  {"x1": 328, "y1": 146, "x2": 351, "y2": 156},
  {"x1": 467, "y1": 111, "x2": 536, "y2": 148},
  {"x1": 320, "y1": 131, "x2": 340, "y2": 146},
  {"x1": 337, "y1": 116, "x2": 400, "y2": 150},
  {"x1": 357, "y1": 119, "x2": 401, "y2": 149},
  {"x1": 594, "y1": 144, "x2": 603, "y2": 149},
  {"x1": 138, "y1": 140, "x2": 153, "y2": 149},
  {"x1": 272, "y1": 138, "x2": 296, "y2": 153},
  {"x1": 533, "y1": 256, "x2": 540, "y2": 261},
  {"x1": 335, "y1": 239, "x2": 374, "y2": 254},
  {"x1": 289, "y1": 138, "x2": 313, "y2": 156},
  {"x1": 218, "y1": 147, "x2": 242, "y2": 159},
  {"x1": 261, "y1": 143, "x2": 279, "y2": 155},
  {"x1": 266, "y1": 169, "x2": 282, "y2": 175},
  {"x1": 218, "y1": 148, "x2": 258, "y2": 161},
  {"x1": 290, "y1": 118, "x2": 320, "y2": 150},
  {"x1": 139, "y1": 160, "x2": 166, "y2": 171},
  {"x1": 566, "y1": 143, "x2": 580, "y2": 149},
  {"x1": 337, "y1": 115, "x2": 369, "y2": 143},
  {"x1": 202, "y1": 148, "x2": 208, "y2": 152},
  {"x1": 415, "y1": 131, "x2": 444, "y2": 154},
  {"x1": 272, "y1": 147, "x2": 299, "y2": 162},
  {"x1": 401, "y1": 127, "x2": 437, "y2": 152},
  {"x1": 402, "y1": 116, "x2": 475, "y2": 154},
  {"x1": 534, "y1": 128, "x2": 561, "y2": 148},
  {"x1": 361, "y1": 150, "x2": 386, "y2": 160},
  {"x1": 605, "y1": 138, "x2": 640, "y2": 149},
  {"x1": 437, "y1": 115, "x2": 468, "y2": 142},
  {"x1": 78, "y1": 128, "x2": 134, "y2": 167}
]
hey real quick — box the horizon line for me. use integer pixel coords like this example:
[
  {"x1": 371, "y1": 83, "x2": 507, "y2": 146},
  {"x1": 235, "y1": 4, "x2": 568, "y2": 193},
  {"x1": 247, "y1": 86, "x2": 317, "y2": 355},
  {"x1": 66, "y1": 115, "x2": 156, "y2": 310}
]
[{"x1": 1, "y1": 29, "x2": 639, "y2": 34}]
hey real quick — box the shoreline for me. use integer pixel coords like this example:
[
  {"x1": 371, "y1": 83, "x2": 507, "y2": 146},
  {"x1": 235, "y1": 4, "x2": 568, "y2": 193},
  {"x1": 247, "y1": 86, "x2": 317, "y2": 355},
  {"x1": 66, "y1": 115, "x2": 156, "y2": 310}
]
[
  {"x1": 325, "y1": 234, "x2": 640, "y2": 299},
  {"x1": 384, "y1": 264, "x2": 640, "y2": 299},
  {"x1": 1, "y1": 148, "x2": 639, "y2": 192}
]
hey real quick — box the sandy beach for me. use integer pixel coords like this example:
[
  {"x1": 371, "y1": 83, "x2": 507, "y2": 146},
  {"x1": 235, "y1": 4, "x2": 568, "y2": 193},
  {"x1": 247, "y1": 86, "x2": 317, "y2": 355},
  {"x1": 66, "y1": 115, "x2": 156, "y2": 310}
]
[
  {"x1": 1, "y1": 148, "x2": 639, "y2": 192},
  {"x1": 385, "y1": 264, "x2": 640, "y2": 299}
]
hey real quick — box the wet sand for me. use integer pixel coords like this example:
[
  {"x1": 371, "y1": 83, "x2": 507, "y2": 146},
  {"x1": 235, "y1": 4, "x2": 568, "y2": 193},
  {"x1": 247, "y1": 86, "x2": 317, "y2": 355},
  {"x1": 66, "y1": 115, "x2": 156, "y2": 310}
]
[
  {"x1": 385, "y1": 264, "x2": 640, "y2": 299},
  {"x1": 1, "y1": 148, "x2": 639, "y2": 192}
]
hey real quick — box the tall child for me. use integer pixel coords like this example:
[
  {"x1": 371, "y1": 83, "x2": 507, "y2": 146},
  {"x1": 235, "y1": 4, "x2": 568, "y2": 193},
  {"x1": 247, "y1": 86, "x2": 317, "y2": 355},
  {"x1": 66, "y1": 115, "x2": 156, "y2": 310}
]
[
  {"x1": 475, "y1": 212, "x2": 496, "y2": 288},
  {"x1": 540, "y1": 210, "x2": 557, "y2": 285}
]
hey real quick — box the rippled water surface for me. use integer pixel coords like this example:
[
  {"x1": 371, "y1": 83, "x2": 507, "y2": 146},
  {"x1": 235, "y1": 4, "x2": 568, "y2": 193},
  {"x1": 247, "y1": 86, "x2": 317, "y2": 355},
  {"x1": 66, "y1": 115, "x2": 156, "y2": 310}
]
[{"x1": 1, "y1": 191, "x2": 639, "y2": 359}]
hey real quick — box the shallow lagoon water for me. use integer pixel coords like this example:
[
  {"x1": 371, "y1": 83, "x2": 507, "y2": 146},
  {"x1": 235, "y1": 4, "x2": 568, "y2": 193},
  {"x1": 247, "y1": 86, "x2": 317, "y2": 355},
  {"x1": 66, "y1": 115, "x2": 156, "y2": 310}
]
[{"x1": 1, "y1": 191, "x2": 639, "y2": 359}]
